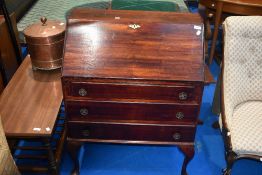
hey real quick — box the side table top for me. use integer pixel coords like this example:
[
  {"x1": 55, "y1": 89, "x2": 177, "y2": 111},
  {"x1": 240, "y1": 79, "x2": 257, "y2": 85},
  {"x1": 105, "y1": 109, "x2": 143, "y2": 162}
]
[
  {"x1": 0, "y1": 56, "x2": 63, "y2": 137},
  {"x1": 199, "y1": 0, "x2": 262, "y2": 13},
  {"x1": 220, "y1": 0, "x2": 262, "y2": 7}
]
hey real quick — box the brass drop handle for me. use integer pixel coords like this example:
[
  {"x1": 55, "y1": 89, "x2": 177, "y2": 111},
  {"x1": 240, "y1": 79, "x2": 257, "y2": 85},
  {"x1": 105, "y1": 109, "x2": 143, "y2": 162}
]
[
  {"x1": 78, "y1": 88, "x2": 87, "y2": 96},
  {"x1": 80, "y1": 108, "x2": 88, "y2": 116},
  {"x1": 176, "y1": 112, "x2": 184, "y2": 119},
  {"x1": 40, "y1": 16, "x2": 47, "y2": 26},
  {"x1": 173, "y1": 133, "x2": 181, "y2": 140},
  {"x1": 82, "y1": 130, "x2": 90, "y2": 137},
  {"x1": 178, "y1": 92, "x2": 188, "y2": 100}
]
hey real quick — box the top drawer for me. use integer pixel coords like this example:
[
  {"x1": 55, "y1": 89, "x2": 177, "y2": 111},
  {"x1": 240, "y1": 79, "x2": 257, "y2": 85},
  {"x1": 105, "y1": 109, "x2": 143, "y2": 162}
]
[{"x1": 64, "y1": 82, "x2": 202, "y2": 103}]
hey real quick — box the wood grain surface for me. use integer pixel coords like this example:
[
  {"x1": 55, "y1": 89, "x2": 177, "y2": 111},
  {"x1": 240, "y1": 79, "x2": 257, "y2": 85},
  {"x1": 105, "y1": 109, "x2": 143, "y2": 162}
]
[
  {"x1": 65, "y1": 100, "x2": 199, "y2": 123},
  {"x1": 0, "y1": 56, "x2": 63, "y2": 137},
  {"x1": 220, "y1": 0, "x2": 262, "y2": 7},
  {"x1": 64, "y1": 81, "x2": 203, "y2": 103},
  {"x1": 63, "y1": 9, "x2": 205, "y2": 174},
  {"x1": 67, "y1": 8, "x2": 203, "y2": 23},
  {"x1": 204, "y1": 65, "x2": 215, "y2": 84},
  {"x1": 0, "y1": 14, "x2": 20, "y2": 82},
  {"x1": 63, "y1": 8, "x2": 204, "y2": 82},
  {"x1": 68, "y1": 121, "x2": 196, "y2": 142}
]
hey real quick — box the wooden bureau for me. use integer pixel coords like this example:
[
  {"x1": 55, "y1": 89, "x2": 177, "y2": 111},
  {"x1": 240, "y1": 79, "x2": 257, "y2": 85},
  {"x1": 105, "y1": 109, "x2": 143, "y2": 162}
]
[{"x1": 62, "y1": 8, "x2": 204, "y2": 175}]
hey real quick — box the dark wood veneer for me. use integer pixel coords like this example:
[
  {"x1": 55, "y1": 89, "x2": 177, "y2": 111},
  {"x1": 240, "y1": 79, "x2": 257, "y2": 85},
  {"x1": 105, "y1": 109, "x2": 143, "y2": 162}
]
[
  {"x1": 67, "y1": 8, "x2": 203, "y2": 24},
  {"x1": 63, "y1": 9, "x2": 204, "y2": 82},
  {"x1": 66, "y1": 100, "x2": 199, "y2": 122},
  {"x1": 67, "y1": 82, "x2": 201, "y2": 102},
  {"x1": 62, "y1": 8, "x2": 205, "y2": 175},
  {"x1": 68, "y1": 122, "x2": 196, "y2": 142}
]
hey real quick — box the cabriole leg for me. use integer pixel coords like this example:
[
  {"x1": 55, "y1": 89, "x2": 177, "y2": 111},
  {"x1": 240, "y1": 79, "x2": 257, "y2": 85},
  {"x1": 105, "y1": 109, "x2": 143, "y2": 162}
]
[
  {"x1": 67, "y1": 140, "x2": 82, "y2": 175},
  {"x1": 178, "y1": 145, "x2": 195, "y2": 175}
]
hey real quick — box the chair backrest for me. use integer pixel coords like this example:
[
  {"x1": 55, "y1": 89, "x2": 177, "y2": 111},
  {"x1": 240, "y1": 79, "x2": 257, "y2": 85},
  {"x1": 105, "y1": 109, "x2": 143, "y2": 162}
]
[
  {"x1": 0, "y1": 115, "x2": 20, "y2": 174},
  {"x1": 223, "y1": 16, "x2": 262, "y2": 129}
]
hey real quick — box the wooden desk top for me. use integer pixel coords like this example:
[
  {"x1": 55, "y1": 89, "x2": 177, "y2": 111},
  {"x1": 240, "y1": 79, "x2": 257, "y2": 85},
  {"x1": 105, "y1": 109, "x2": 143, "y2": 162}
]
[
  {"x1": 63, "y1": 8, "x2": 204, "y2": 82},
  {"x1": 199, "y1": 0, "x2": 262, "y2": 15},
  {"x1": 220, "y1": 0, "x2": 262, "y2": 7},
  {"x1": 0, "y1": 56, "x2": 63, "y2": 137}
]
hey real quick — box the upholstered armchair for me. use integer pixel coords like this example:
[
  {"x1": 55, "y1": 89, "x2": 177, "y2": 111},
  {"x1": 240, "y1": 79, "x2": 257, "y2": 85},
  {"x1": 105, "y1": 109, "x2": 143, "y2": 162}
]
[
  {"x1": 220, "y1": 16, "x2": 262, "y2": 175},
  {"x1": 0, "y1": 116, "x2": 20, "y2": 174}
]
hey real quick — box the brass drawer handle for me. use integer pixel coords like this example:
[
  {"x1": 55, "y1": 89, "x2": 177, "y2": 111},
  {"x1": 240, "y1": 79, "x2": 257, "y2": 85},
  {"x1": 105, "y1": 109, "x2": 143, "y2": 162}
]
[
  {"x1": 82, "y1": 130, "x2": 90, "y2": 137},
  {"x1": 176, "y1": 112, "x2": 184, "y2": 119},
  {"x1": 178, "y1": 92, "x2": 188, "y2": 100},
  {"x1": 78, "y1": 88, "x2": 87, "y2": 96},
  {"x1": 80, "y1": 108, "x2": 88, "y2": 116},
  {"x1": 173, "y1": 133, "x2": 181, "y2": 140}
]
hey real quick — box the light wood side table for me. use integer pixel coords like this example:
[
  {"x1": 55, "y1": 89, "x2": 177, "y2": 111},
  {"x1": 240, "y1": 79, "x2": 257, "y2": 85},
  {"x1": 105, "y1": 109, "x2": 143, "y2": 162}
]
[{"x1": 0, "y1": 56, "x2": 65, "y2": 174}]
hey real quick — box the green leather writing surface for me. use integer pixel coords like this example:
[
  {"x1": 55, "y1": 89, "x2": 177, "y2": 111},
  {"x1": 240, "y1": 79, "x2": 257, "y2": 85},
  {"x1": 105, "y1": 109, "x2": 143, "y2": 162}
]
[{"x1": 112, "y1": 0, "x2": 179, "y2": 11}]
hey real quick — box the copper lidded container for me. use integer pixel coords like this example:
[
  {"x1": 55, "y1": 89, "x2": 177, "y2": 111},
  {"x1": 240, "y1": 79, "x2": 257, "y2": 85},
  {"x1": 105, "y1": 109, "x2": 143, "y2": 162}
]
[{"x1": 24, "y1": 17, "x2": 65, "y2": 70}]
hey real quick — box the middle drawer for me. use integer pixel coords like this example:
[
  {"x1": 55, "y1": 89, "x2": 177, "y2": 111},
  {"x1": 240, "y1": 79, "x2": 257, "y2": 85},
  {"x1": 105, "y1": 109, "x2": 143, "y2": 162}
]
[{"x1": 65, "y1": 100, "x2": 199, "y2": 122}]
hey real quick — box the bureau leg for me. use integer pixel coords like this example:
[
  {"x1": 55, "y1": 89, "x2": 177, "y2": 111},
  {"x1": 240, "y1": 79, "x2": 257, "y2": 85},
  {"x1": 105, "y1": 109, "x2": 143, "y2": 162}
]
[
  {"x1": 197, "y1": 119, "x2": 204, "y2": 125},
  {"x1": 67, "y1": 140, "x2": 82, "y2": 175},
  {"x1": 178, "y1": 145, "x2": 195, "y2": 175}
]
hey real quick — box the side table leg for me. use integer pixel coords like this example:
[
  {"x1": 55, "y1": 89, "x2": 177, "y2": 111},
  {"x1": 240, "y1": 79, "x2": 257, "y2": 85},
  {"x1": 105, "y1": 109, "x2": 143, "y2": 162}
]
[
  {"x1": 208, "y1": 1, "x2": 223, "y2": 65},
  {"x1": 43, "y1": 138, "x2": 59, "y2": 175},
  {"x1": 67, "y1": 140, "x2": 83, "y2": 175},
  {"x1": 178, "y1": 145, "x2": 195, "y2": 175}
]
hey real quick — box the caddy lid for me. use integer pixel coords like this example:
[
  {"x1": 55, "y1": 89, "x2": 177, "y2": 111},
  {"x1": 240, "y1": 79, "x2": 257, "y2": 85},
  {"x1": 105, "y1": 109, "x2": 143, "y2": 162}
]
[{"x1": 24, "y1": 17, "x2": 65, "y2": 38}]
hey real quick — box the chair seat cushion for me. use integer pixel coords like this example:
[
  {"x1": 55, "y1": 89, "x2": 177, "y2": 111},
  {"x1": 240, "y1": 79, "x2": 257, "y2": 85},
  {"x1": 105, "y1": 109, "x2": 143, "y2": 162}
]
[{"x1": 231, "y1": 101, "x2": 262, "y2": 156}]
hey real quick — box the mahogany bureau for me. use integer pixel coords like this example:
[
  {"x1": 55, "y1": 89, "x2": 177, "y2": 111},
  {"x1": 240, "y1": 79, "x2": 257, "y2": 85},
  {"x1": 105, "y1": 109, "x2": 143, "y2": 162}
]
[{"x1": 62, "y1": 8, "x2": 204, "y2": 175}]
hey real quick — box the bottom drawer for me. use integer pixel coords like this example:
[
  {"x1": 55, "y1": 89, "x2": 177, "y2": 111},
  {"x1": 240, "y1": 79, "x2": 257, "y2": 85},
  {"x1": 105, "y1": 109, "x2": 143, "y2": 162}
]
[{"x1": 68, "y1": 122, "x2": 196, "y2": 143}]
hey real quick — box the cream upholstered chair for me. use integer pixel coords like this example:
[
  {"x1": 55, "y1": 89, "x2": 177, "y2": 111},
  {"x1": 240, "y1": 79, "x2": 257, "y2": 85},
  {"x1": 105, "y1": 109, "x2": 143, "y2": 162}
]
[
  {"x1": 220, "y1": 16, "x2": 262, "y2": 175},
  {"x1": 0, "y1": 115, "x2": 20, "y2": 175}
]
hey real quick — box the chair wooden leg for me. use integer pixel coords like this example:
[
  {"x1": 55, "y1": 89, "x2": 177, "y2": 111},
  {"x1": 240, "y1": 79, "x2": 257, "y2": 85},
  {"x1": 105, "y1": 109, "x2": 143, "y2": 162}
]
[
  {"x1": 208, "y1": 1, "x2": 223, "y2": 65},
  {"x1": 203, "y1": 9, "x2": 213, "y2": 62},
  {"x1": 212, "y1": 121, "x2": 220, "y2": 129},
  {"x1": 223, "y1": 151, "x2": 236, "y2": 175},
  {"x1": 204, "y1": 9, "x2": 213, "y2": 40}
]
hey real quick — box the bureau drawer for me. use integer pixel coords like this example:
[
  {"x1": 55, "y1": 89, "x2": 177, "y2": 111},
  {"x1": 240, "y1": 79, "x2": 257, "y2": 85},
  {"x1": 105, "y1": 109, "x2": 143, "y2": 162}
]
[
  {"x1": 68, "y1": 122, "x2": 196, "y2": 143},
  {"x1": 66, "y1": 82, "x2": 201, "y2": 102},
  {"x1": 66, "y1": 100, "x2": 199, "y2": 122}
]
